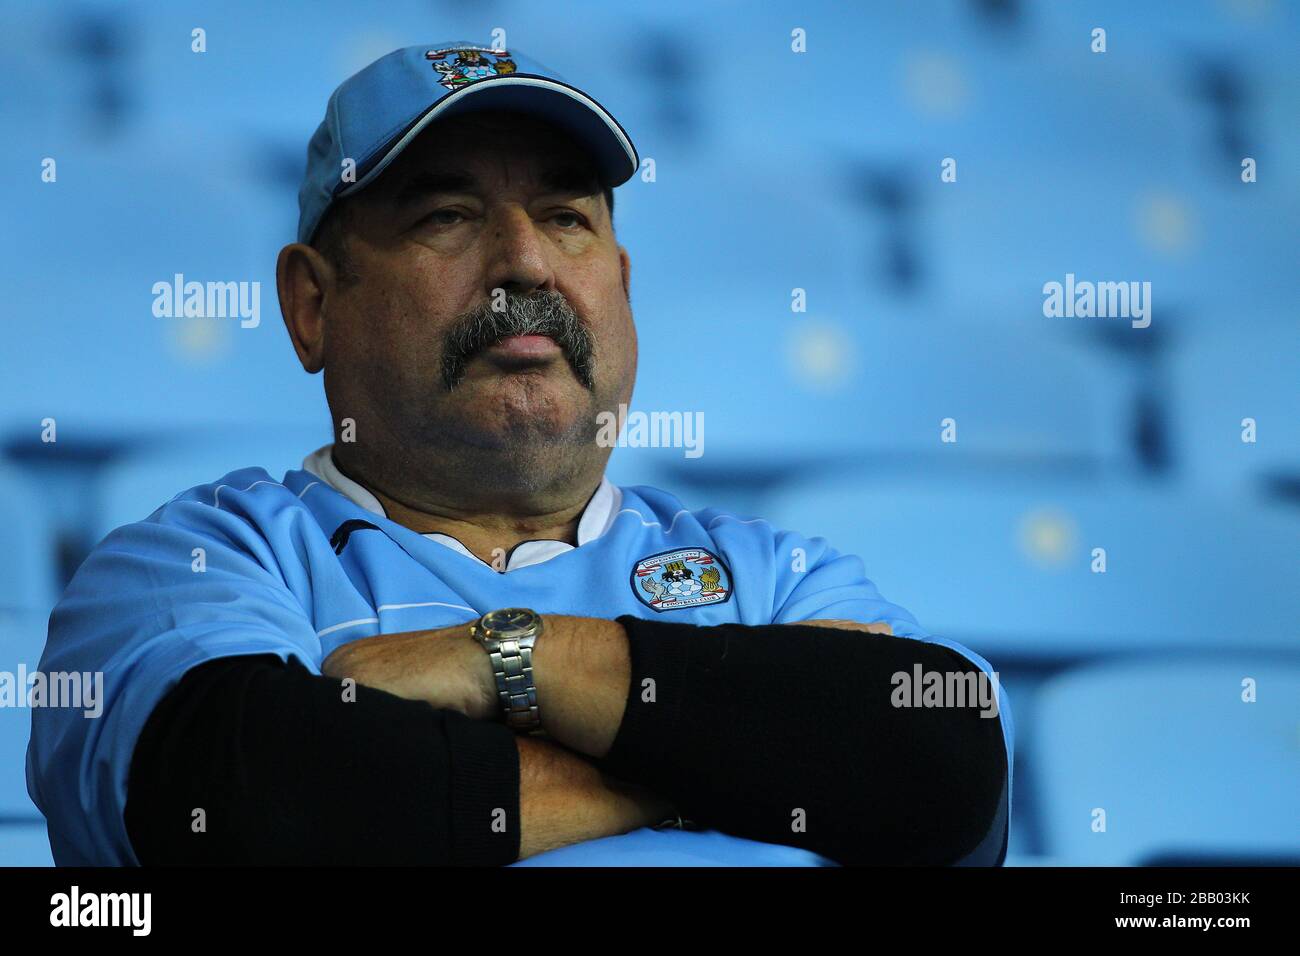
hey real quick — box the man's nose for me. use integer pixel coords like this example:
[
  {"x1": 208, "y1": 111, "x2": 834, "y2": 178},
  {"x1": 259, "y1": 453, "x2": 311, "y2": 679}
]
[{"x1": 483, "y1": 204, "x2": 554, "y2": 297}]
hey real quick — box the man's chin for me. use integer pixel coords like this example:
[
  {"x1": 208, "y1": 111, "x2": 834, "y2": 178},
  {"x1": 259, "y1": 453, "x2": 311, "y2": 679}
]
[
  {"x1": 454, "y1": 360, "x2": 591, "y2": 403},
  {"x1": 438, "y1": 392, "x2": 598, "y2": 451}
]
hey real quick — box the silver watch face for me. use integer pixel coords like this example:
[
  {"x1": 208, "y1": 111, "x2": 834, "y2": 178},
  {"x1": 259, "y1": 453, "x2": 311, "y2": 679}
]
[{"x1": 480, "y1": 607, "x2": 540, "y2": 640}]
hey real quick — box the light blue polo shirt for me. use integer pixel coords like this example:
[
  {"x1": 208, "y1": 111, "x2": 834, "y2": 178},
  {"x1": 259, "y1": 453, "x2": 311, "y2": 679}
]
[{"x1": 27, "y1": 446, "x2": 1013, "y2": 865}]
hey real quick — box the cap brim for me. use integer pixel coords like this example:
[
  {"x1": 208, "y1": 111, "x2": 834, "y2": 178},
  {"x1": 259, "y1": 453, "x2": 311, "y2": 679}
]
[{"x1": 339, "y1": 74, "x2": 638, "y2": 199}]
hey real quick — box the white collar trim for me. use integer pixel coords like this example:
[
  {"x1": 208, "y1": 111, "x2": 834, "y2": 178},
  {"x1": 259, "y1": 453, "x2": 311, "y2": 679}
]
[{"x1": 302, "y1": 444, "x2": 620, "y2": 572}]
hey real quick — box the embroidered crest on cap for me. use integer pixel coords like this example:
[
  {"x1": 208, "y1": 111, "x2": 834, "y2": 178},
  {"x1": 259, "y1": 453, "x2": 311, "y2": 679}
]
[
  {"x1": 631, "y1": 547, "x2": 732, "y2": 612},
  {"x1": 425, "y1": 47, "x2": 519, "y2": 90}
]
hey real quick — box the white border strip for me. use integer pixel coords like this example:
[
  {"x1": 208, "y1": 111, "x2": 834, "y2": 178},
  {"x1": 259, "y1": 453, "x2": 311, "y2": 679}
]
[{"x1": 341, "y1": 76, "x2": 637, "y2": 196}]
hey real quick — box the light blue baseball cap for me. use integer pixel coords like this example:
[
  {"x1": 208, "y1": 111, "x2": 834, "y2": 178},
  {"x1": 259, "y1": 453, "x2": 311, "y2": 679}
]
[{"x1": 296, "y1": 42, "x2": 639, "y2": 244}]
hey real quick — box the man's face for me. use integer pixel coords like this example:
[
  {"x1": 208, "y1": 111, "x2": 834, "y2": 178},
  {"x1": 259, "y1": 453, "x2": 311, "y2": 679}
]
[{"x1": 317, "y1": 110, "x2": 636, "y2": 473}]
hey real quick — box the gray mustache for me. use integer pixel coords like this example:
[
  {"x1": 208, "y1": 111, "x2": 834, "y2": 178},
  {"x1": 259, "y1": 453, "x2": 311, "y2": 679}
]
[{"x1": 441, "y1": 290, "x2": 595, "y2": 391}]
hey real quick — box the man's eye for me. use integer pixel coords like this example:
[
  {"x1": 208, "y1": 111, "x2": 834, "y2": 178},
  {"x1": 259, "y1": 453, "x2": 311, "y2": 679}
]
[
  {"x1": 551, "y1": 211, "x2": 584, "y2": 228},
  {"x1": 426, "y1": 209, "x2": 465, "y2": 226}
]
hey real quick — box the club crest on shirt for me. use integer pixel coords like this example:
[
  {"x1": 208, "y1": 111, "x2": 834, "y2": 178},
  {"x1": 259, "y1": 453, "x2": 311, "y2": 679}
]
[
  {"x1": 631, "y1": 547, "x2": 732, "y2": 611},
  {"x1": 425, "y1": 47, "x2": 518, "y2": 90}
]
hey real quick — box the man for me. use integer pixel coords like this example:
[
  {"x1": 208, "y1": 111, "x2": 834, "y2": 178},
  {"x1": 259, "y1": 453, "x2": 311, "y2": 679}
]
[{"x1": 27, "y1": 43, "x2": 1012, "y2": 866}]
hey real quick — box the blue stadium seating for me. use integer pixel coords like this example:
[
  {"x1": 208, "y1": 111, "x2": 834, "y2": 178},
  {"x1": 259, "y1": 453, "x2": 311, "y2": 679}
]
[
  {"x1": 1030, "y1": 656, "x2": 1300, "y2": 865},
  {"x1": 0, "y1": 146, "x2": 322, "y2": 436},
  {"x1": 764, "y1": 475, "x2": 1300, "y2": 659},
  {"x1": 0, "y1": 822, "x2": 54, "y2": 867},
  {"x1": 1169, "y1": 326, "x2": 1300, "y2": 498},
  {"x1": 629, "y1": 306, "x2": 1131, "y2": 471},
  {"x1": 0, "y1": 612, "x2": 54, "y2": 818},
  {"x1": 90, "y1": 426, "x2": 334, "y2": 542},
  {"x1": 0, "y1": 466, "x2": 59, "y2": 616}
]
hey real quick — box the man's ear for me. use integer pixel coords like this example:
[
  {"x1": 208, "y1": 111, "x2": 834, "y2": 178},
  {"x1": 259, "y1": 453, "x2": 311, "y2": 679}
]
[{"x1": 276, "y1": 243, "x2": 333, "y2": 374}]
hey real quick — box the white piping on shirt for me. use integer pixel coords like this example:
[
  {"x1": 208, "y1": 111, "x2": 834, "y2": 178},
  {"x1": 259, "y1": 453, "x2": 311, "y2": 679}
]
[
  {"x1": 314, "y1": 601, "x2": 479, "y2": 638},
  {"x1": 316, "y1": 616, "x2": 380, "y2": 638},
  {"x1": 211, "y1": 479, "x2": 286, "y2": 510}
]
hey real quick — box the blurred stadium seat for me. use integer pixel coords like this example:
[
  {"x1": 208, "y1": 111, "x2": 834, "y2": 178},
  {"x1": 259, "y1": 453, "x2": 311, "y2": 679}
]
[
  {"x1": 765, "y1": 475, "x2": 1300, "y2": 659},
  {"x1": 90, "y1": 426, "x2": 334, "y2": 542},
  {"x1": 631, "y1": 311, "x2": 1131, "y2": 480},
  {"x1": 0, "y1": 612, "x2": 54, "y2": 819},
  {"x1": 0, "y1": 145, "x2": 320, "y2": 436},
  {"x1": 0, "y1": 822, "x2": 55, "y2": 867},
  {"x1": 1030, "y1": 656, "x2": 1300, "y2": 866},
  {"x1": 1169, "y1": 325, "x2": 1300, "y2": 498},
  {"x1": 0, "y1": 465, "x2": 59, "y2": 616}
]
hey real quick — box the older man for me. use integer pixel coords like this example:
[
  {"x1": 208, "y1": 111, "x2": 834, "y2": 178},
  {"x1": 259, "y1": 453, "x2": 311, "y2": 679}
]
[{"x1": 28, "y1": 43, "x2": 1011, "y2": 866}]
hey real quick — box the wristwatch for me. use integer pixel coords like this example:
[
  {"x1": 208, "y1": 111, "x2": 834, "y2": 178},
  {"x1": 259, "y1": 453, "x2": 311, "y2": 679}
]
[{"x1": 469, "y1": 607, "x2": 544, "y2": 731}]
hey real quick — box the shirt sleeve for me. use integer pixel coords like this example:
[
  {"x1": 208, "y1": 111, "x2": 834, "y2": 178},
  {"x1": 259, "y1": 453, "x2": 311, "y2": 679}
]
[
  {"x1": 593, "y1": 529, "x2": 1013, "y2": 866},
  {"x1": 596, "y1": 616, "x2": 1009, "y2": 865},
  {"x1": 124, "y1": 653, "x2": 519, "y2": 865},
  {"x1": 769, "y1": 528, "x2": 1015, "y2": 861},
  {"x1": 26, "y1": 496, "x2": 516, "y2": 865},
  {"x1": 770, "y1": 529, "x2": 928, "y2": 636}
]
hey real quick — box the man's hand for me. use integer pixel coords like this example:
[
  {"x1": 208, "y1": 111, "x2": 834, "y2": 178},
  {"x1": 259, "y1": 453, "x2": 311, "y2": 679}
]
[
  {"x1": 320, "y1": 622, "x2": 499, "y2": 720},
  {"x1": 321, "y1": 622, "x2": 675, "y2": 860},
  {"x1": 516, "y1": 734, "x2": 675, "y2": 859},
  {"x1": 323, "y1": 616, "x2": 632, "y2": 756},
  {"x1": 320, "y1": 616, "x2": 892, "y2": 734}
]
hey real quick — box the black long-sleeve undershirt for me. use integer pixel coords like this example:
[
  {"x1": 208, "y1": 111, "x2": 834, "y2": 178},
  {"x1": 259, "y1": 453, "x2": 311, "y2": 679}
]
[
  {"x1": 124, "y1": 653, "x2": 520, "y2": 865},
  {"x1": 125, "y1": 619, "x2": 1009, "y2": 865},
  {"x1": 598, "y1": 616, "x2": 1009, "y2": 866}
]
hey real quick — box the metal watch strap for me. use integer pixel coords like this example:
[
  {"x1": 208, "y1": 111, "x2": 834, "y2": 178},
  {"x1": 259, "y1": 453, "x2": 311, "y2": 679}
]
[
  {"x1": 472, "y1": 609, "x2": 544, "y2": 732},
  {"x1": 485, "y1": 635, "x2": 539, "y2": 731}
]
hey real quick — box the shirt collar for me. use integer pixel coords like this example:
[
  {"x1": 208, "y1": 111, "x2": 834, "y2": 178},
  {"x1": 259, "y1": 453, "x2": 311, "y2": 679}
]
[{"x1": 301, "y1": 444, "x2": 620, "y2": 571}]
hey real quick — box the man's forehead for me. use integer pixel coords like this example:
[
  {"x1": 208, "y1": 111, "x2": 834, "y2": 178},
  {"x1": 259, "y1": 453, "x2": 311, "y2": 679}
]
[
  {"x1": 385, "y1": 163, "x2": 601, "y2": 207},
  {"x1": 376, "y1": 111, "x2": 601, "y2": 198}
]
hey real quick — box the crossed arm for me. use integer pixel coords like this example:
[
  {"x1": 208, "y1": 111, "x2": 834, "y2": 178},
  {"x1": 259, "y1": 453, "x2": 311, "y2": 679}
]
[
  {"x1": 126, "y1": 613, "x2": 1005, "y2": 865},
  {"x1": 319, "y1": 616, "x2": 891, "y2": 859}
]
